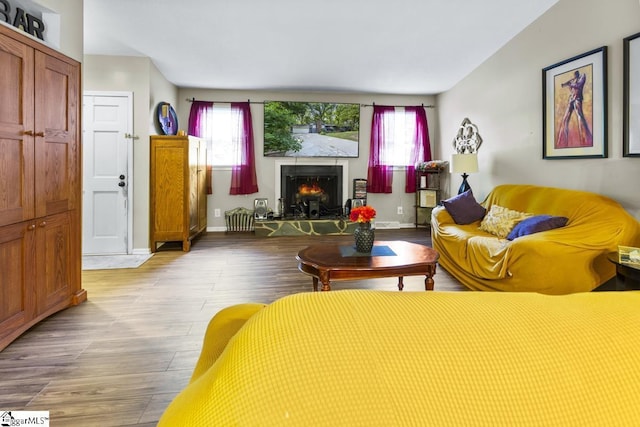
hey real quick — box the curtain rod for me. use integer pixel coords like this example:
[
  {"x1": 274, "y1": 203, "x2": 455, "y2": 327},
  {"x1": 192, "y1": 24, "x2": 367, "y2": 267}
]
[
  {"x1": 186, "y1": 98, "x2": 435, "y2": 108},
  {"x1": 361, "y1": 103, "x2": 435, "y2": 108},
  {"x1": 186, "y1": 98, "x2": 264, "y2": 104}
]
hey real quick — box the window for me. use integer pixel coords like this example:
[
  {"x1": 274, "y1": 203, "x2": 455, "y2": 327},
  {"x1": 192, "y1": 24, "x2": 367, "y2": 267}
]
[
  {"x1": 187, "y1": 101, "x2": 258, "y2": 195},
  {"x1": 377, "y1": 107, "x2": 420, "y2": 166},
  {"x1": 208, "y1": 103, "x2": 234, "y2": 166},
  {"x1": 368, "y1": 105, "x2": 430, "y2": 193}
]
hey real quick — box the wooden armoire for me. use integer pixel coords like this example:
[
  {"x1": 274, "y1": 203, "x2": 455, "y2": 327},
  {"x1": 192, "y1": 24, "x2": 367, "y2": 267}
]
[
  {"x1": 150, "y1": 135, "x2": 207, "y2": 252},
  {"x1": 0, "y1": 25, "x2": 86, "y2": 351}
]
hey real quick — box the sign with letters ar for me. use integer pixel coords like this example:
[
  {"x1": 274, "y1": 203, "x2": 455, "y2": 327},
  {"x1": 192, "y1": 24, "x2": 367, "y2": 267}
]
[{"x1": 0, "y1": 0, "x2": 47, "y2": 41}]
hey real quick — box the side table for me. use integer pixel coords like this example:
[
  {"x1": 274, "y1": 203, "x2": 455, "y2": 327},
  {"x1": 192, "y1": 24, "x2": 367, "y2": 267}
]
[{"x1": 606, "y1": 252, "x2": 640, "y2": 290}]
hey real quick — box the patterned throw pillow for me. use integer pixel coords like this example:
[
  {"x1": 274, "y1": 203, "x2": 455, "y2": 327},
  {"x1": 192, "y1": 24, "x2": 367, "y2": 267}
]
[{"x1": 479, "y1": 205, "x2": 532, "y2": 239}]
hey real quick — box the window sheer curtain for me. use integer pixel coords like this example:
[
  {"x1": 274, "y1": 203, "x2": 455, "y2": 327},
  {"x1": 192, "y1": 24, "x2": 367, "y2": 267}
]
[
  {"x1": 229, "y1": 102, "x2": 259, "y2": 195},
  {"x1": 367, "y1": 105, "x2": 395, "y2": 193},
  {"x1": 187, "y1": 101, "x2": 259, "y2": 195},
  {"x1": 187, "y1": 101, "x2": 214, "y2": 194},
  {"x1": 405, "y1": 106, "x2": 431, "y2": 193},
  {"x1": 366, "y1": 105, "x2": 431, "y2": 193}
]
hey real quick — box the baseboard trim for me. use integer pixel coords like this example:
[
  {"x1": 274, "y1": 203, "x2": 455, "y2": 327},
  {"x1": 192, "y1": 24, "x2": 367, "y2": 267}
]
[{"x1": 132, "y1": 248, "x2": 152, "y2": 255}]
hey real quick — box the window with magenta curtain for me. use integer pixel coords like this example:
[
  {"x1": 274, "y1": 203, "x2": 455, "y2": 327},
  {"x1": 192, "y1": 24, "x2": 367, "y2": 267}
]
[
  {"x1": 187, "y1": 101, "x2": 259, "y2": 195},
  {"x1": 229, "y1": 102, "x2": 259, "y2": 195},
  {"x1": 187, "y1": 101, "x2": 214, "y2": 194},
  {"x1": 367, "y1": 105, "x2": 431, "y2": 193}
]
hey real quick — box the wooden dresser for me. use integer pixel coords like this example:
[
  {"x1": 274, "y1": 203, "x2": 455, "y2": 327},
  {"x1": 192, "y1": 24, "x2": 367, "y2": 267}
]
[
  {"x1": 0, "y1": 25, "x2": 86, "y2": 351},
  {"x1": 150, "y1": 135, "x2": 207, "y2": 252}
]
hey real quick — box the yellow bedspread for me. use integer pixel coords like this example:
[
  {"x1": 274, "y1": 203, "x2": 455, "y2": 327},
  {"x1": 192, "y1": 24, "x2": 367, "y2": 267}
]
[{"x1": 159, "y1": 290, "x2": 640, "y2": 426}]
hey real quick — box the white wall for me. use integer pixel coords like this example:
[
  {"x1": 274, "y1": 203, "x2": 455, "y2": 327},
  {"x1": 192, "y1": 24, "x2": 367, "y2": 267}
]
[
  {"x1": 33, "y1": 0, "x2": 82, "y2": 61},
  {"x1": 83, "y1": 56, "x2": 180, "y2": 251},
  {"x1": 150, "y1": 62, "x2": 179, "y2": 134},
  {"x1": 83, "y1": 55, "x2": 148, "y2": 251},
  {"x1": 176, "y1": 89, "x2": 438, "y2": 229},
  {"x1": 437, "y1": 0, "x2": 640, "y2": 219}
]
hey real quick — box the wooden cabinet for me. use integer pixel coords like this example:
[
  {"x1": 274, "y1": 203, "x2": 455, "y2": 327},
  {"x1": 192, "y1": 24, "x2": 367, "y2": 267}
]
[
  {"x1": 150, "y1": 135, "x2": 207, "y2": 252},
  {"x1": 0, "y1": 25, "x2": 85, "y2": 351},
  {"x1": 415, "y1": 169, "x2": 446, "y2": 227}
]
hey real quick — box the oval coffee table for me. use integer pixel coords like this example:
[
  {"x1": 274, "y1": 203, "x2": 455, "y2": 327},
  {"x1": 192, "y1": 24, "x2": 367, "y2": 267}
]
[{"x1": 296, "y1": 240, "x2": 439, "y2": 291}]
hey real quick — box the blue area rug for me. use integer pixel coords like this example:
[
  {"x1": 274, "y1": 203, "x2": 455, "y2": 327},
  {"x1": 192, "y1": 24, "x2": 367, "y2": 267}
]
[{"x1": 339, "y1": 245, "x2": 397, "y2": 257}]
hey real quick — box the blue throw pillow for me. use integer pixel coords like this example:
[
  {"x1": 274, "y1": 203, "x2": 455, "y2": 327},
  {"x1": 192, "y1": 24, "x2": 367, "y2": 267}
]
[
  {"x1": 441, "y1": 190, "x2": 486, "y2": 225},
  {"x1": 506, "y1": 215, "x2": 568, "y2": 240}
]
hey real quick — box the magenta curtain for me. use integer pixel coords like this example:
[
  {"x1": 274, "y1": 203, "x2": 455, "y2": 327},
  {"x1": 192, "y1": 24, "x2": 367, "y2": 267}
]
[
  {"x1": 188, "y1": 101, "x2": 213, "y2": 136},
  {"x1": 405, "y1": 106, "x2": 431, "y2": 193},
  {"x1": 367, "y1": 105, "x2": 394, "y2": 193},
  {"x1": 188, "y1": 101, "x2": 214, "y2": 194},
  {"x1": 229, "y1": 102, "x2": 259, "y2": 195}
]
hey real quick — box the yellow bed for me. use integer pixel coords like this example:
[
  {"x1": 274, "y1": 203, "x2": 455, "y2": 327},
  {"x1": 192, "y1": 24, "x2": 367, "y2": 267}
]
[{"x1": 160, "y1": 290, "x2": 640, "y2": 426}]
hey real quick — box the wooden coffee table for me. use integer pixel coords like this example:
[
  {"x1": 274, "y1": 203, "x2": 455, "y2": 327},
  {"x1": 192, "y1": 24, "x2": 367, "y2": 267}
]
[{"x1": 296, "y1": 240, "x2": 439, "y2": 291}]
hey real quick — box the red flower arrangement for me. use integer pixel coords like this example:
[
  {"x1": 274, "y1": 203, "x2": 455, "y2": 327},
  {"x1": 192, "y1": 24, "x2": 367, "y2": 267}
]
[{"x1": 350, "y1": 205, "x2": 376, "y2": 223}]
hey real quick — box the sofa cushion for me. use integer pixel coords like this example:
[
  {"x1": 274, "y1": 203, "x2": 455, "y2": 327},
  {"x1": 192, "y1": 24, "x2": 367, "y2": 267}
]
[
  {"x1": 441, "y1": 190, "x2": 486, "y2": 225},
  {"x1": 479, "y1": 204, "x2": 532, "y2": 239},
  {"x1": 506, "y1": 215, "x2": 569, "y2": 240}
]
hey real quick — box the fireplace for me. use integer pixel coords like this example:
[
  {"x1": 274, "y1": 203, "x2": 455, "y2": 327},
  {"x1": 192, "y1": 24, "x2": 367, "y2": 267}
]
[{"x1": 280, "y1": 165, "x2": 344, "y2": 218}]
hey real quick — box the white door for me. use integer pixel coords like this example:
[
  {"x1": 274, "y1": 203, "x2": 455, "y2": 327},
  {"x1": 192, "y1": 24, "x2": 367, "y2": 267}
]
[{"x1": 82, "y1": 92, "x2": 133, "y2": 255}]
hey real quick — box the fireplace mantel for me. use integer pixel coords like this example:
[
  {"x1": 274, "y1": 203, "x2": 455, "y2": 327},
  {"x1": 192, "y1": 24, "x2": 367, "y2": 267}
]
[{"x1": 275, "y1": 159, "x2": 349, "y2": 216}]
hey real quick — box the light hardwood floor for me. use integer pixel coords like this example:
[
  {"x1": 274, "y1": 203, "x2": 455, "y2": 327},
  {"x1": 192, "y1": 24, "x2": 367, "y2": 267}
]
[{"x1": 0, "y1": 229, "x2": 465, "y2": 426}]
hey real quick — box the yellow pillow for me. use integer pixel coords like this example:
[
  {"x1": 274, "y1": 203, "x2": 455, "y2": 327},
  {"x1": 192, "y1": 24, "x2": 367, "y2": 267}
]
[{"x1": 479, "y1": 205, "x2": 532, "y2": 239}]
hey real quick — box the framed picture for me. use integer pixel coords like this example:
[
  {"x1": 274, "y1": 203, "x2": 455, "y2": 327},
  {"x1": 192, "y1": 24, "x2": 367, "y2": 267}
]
[
  {"x1": 618, "y1": 245, "x2": 640, "y2": 267},
  {"x1": 351, "y1": 198, "x2": 365, "y2": 209},
  {"x1": 542, "y1": 47, "x2": 608, "y2": 159},
  {"x1": 624, "y1": 32, "x2": 640, "y2": 157}
]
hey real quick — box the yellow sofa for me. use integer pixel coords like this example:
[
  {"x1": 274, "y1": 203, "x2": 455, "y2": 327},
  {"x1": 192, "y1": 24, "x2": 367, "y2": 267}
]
[
  {"x1": 159, "y1": 290, "x2": 640, "y2": 426},
  {"x1": 431, "y1": 184, "x2": 640, "y2": 294}
]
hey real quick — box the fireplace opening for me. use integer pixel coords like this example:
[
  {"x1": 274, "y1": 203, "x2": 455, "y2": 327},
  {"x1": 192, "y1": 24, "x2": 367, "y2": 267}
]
[{"x1": 281, "y1": 165, "x2": 343, "y2": 219}]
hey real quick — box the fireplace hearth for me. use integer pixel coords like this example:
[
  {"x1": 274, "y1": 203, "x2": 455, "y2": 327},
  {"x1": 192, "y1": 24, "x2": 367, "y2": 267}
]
[{"x1": 280, "y1": 165, "x2": 344, "y2": 219}]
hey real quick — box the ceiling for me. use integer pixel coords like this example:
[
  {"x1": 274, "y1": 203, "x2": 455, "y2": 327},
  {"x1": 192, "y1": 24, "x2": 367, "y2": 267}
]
[{"x1": 83, "y1": 0, "x2": 558, "y2": 95}]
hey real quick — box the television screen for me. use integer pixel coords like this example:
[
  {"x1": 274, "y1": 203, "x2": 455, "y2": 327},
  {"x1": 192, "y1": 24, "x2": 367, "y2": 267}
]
[{"x1": 264, "y1": 101, "x2": 360, "y2": 157}]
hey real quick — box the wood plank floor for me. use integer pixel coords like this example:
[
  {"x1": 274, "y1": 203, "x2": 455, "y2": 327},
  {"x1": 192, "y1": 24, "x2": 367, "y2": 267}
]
[{"x1": 0, "y1": 229, "x2": 465, "y2": 426}]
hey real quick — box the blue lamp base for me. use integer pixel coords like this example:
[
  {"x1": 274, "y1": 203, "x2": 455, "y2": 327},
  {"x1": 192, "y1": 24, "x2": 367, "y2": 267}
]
[{"x1": 458, "y1": 173, "x2": 471, "y2": 194}]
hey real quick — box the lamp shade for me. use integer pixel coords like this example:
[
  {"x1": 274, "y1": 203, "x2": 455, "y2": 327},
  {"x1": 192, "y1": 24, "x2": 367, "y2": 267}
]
[{"x1": 450, "y1": 153, "x2": 479, "y2": 174}]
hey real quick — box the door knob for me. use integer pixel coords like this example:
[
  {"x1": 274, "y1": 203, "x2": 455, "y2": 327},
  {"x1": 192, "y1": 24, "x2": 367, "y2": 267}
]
[
  {"x1": 118, "y1": 182, "x2": 126, "y2": 187},
  {"x1": 119, "y1": 175, "x2": 125, "y2": 180}
]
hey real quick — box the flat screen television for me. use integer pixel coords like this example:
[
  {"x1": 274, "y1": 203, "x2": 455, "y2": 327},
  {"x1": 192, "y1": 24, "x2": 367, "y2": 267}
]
[{"x1": 264, "y1": 101, "x2": 360, "y2": 157}]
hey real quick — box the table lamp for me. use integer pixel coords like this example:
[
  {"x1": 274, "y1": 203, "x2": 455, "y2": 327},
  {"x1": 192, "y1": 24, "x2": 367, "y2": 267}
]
[{"x1": 450, "y1": 153, "x2": 478, "y2": 194}]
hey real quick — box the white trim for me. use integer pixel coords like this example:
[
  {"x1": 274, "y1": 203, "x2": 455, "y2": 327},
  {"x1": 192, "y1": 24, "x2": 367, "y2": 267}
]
[{"x1": 132, "y1": 248, "x2": 152, "y2": 255}]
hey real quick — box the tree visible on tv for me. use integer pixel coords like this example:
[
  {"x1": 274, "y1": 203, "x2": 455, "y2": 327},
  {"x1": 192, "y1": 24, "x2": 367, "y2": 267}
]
[
  {"x1": 334, "y1": 104, "x2": 360, "y2": 139},
  {"x1": 305, "y1": 103, "x2": 336, "y2": 134},
  {"x1": 303, "y1": 103, "x2": 358, "y2": 137},
  {"x1": 264, "y1": 102, "x2": 303, "y2": 155}
]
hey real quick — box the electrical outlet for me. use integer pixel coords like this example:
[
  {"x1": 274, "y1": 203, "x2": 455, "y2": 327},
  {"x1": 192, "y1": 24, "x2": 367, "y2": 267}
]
[
  {"x1": 214, "y1": 208, "x2": 221, "y2": 217},
  {"x1": 397, "y1": 206, "x2": 403, "y2": 215}
]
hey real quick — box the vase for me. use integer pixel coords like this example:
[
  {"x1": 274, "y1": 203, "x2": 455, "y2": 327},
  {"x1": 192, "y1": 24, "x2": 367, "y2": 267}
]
[{"x1": 354, "y1": 222, "x2": 375, "y2": 253}]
